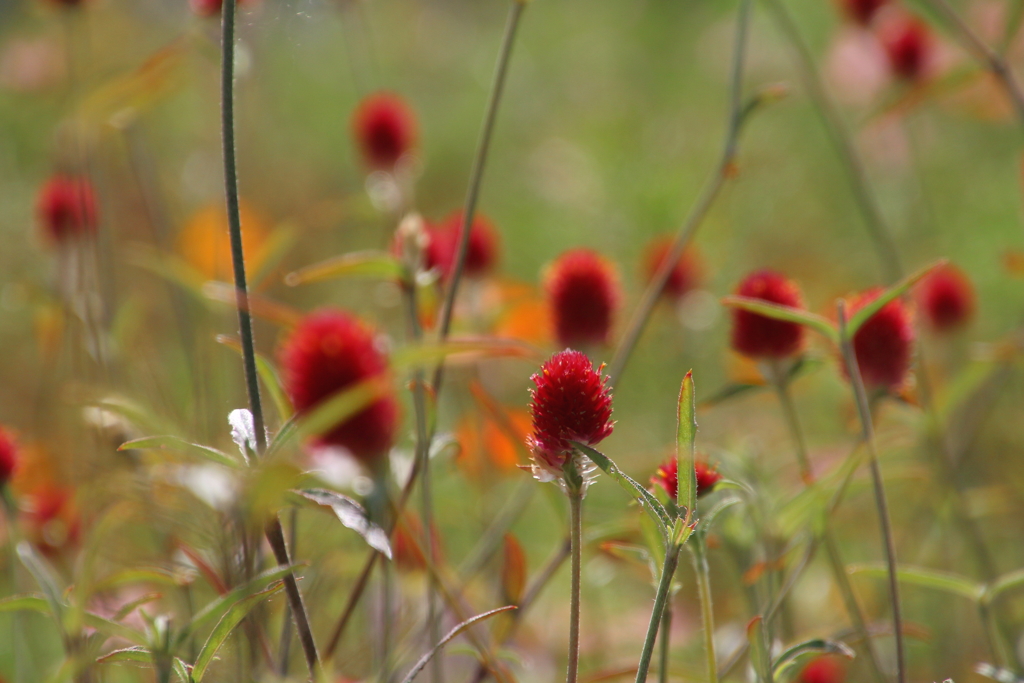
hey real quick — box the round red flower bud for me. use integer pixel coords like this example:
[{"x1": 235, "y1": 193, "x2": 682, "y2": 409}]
[
  {"x1": 798, "y1": 656, "x2": 846, "y2": 683},
  {"x1": 545, "y1": 249, "x2": 621, "y2": 348},
  {"x1": 280, "y1": 309, "x2": 399, "y2": 463},
  {"x1": 527, "y1": 350, "x2": 614, "y2": 474},
  {"x1": 651, "y1": 457, "x2": 721, "y2": 500},
  {"x1": 919, "y1": 263, "x2": 974, "y2": 332},
  {"x1": 351, "y1": 92, "x2": 417, "y2": 170},
  {"x1": 730, "y1": 270, "x2": 806, "y2": 360},
  {"x1": 37, "y1": 174, "x2": 97, "y2": 243},
  {"x1": 0, "y1": 428, "x2": 18, "y2": 488},
  {"x1": 438, "y1": 211, "x2": 500, "y2": 278},
  {"x1": 879, "y1": 15, "x2": 931, "y2": 81},
  {"x1": 846, "y1": 287, "x2": 915, "y2": 391},
  {"x1": 841, "y1": 0, "x2": 887, "y2": 25},
  {"x1": 643, "y1": 237, "x2": 701, "y2": 300}
]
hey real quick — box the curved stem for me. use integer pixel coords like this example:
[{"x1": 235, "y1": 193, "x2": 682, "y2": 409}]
[
  {"x1": 220, "y1": 1, "x2": 319, "y2": 676},
  {"x1": 566, "y1": 487, "x2": 584, "y2": 683},
  {"x1": 837, "y1": 302, "x2": 905, "y2": 683},
  {"x1": 635, "y1": 547, "x2": 681, "y2": 683},
  {"x1": 608, "y1": 0, "x2": 751, "y2": 385}
]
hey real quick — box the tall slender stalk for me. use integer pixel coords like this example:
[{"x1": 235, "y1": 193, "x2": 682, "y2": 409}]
[
  {"x1": 657, "y1": 606, "x2": 672, "y2": 683},
  {"x1": 635, "y1": 547, "x2": 681, "y2": 683},
  {"x1": 767, "y1": 367, "x2": 887, "y2": 683},
  {"x1": 219, "y1": 0, "x2": 319, "y2": 676},
  {"x1": 566, "y1": 484, "x2": 584, "y2": 683},
  {"x1": 693, "y1": 544, "x2": 718, "y2": 683},
  {"x1": 760, "y1": 0, "x2": 903, "y2": 284},
  {"x1": 836, "y1": 302, "x2": 905, "y2": 683},
  {"x1": 608, "y1": 0, "x2": 751, "y2": 385}
]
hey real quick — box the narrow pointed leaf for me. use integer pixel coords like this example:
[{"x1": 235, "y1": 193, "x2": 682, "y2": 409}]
[
  {"x1": 186, "y1": 564, "x2": 299, "y2": 636},
  {"x1": 96, "y1": 646, "x2": 153, "y2": 665},
  {"x1": 293, "y1": 488, "x2": 392, "y2": 559},
  {"x1": 570, "y1": 441, "x2": 671, "y2": 533},
  {"x1": 398, "y1": 606, "x2": 517, "y2": 683},
  {"x1": 848, "y1": 563, "x2": 983, "y2": 601},
  {"x1": 676, "y1": 371, "x2": 698, "y2": 520},
  {"x1": 391, "y1": 338, "x2": 540, "y2": 371},
  {"x1": 292, "y1": 377, "x2": 390, "y2": 444},
  {"x1": 118, "y1": 435, "x2": 241, "y2": 469},
  {"x1": 695, "y1": 496, "x2": 741, "y2": 545},
  {"x1": 501, "y1": 533, "x2": 527, "y2": 605},
  {"x1": 721, "y1": 296, "x2": 838, "y2": 342},
  {"x1": 215, "y1": 336, "x2": 293, "y2": 420},
  {"x1": 113, "y1": 593, "x2": 163, "y2": 622},
  {"x1": 986, "y1": 568, "x2": 1024, "y2": 602},
  {"x1": 846, "y1": 260, "x2": 946, "y2": 336},
  {"x1": 17, "y1": 543, "x2": 65, "y2": 622},
  {"x1": 747, "y1": 616, "x2": 774, "y2": 683},
  {"x1": 81, "y1": 611, "x2": 149, "y2": 646},
  {"x1": 0, "y1": 594, "x2": 51, "y2": 615},
  {"x1": 773, "y1": 639, "x2": 854, "y2": 679},
  {"x1": 284, "y1": 250, "x2": 407, "y2": 286},
  {"x1": 172, "y1": 657, "x2": 192, "y2": 682},
  {"x1": 192, "y1": 582, "x2": 285, "y2": 681}
]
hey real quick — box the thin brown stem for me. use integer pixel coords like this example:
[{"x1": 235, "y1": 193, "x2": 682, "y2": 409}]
[{"x1": 837, "y1": 301, "x2": 905, "y2": 683}]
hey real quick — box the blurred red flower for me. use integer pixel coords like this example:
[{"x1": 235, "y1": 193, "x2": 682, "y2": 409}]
[
  {"x1": 730, "y1": 270, "x2": 806, "y2": 360},
  {"x1": 351, "y1": 92, "x2": 418, "y2": 170},
  {"x1": 36, "y1": 174, "x2": 97, "y2": 244},
  {"x1": 545, "y1": 249, "x2": 621, "y2": 348},
  {"x1": 642, "y1": 236, "x2": 701, "y2": 301},
  {"x1": 651, "y1": 457, "x2": 721, "y2": 500},
  {"x1": 436, "y1": 211, "x2": 501, "y2": 278},
  {"x1": 846, "y1": 287, "x2": 915, "y2": 391},
  {"x1": 879, "y1": 14, "x2": 931, "y2": 81},
  {"x1": 919, "y1": 263, "x2": 975, "y2": 332},
  {"x1": 798, "y1": 656, "x2": 847, "y2": 683},
  {"x1": 0, "y1": 427, "x2": 18, "y2": 488}
]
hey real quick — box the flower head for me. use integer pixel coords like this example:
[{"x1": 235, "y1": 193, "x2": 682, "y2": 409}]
[
  {"x1": 527, "y1": 350, "x2": 614, "y2": 477},
  {"x1": 190, "y1": 0, "x2": 249, "y2": 16},
  {"x1": 798, "y1": 656, "x2": 847, "y2": 683},
  {"x1": 651, "y1": 458, "x2": 721, "y2": 500},
  {"x1": 351, "y1": 92, "x2": 417, "y2": 170},
  {"x1": 438, "y1": 211, "x2": 500, "y2": 278},
  {"x1": 545, "y1": 249, "x2": 621, "y2": 348},
  {"x1": 0, "y1": 428, "x2": 19, "y2": 488},
  {"x1": 841, "y1": 0, "x2": 887, "y2": 25},
  {"x1": 879, "y1": 15, "x2": 931, "y2": 81},
  {"x1": 730, "y1": 270, "x2": 806, "y2": 360},
  {"x1": 643, "y1": 236, "x2": 701, "y2": 300},
  {"x1": 280, "y1": 310, "x2": 399, "y2": 463},
  {"x1": 846, "y1": 288, "x2": 915, "y2": 391},
  {"x1": 919, "y1": 263, "x2": 974, "y2": 332},
  {"x1": 37, "y1": 174, "x2": 97, "y2": 243}
]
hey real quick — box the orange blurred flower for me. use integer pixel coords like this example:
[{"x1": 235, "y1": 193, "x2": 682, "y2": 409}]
[
  {"x1": 455, "y1": 408, "x2": 531, "y2": 478},
  {"x1": 177, "y1": 201, "x2": 270, "y2": 281}
]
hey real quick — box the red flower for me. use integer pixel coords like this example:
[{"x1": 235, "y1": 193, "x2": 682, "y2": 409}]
[
  {"x1": 840, "y1": 0, "x2": 887, "y2": 25},
  {"x1": 798, "y1": 656, "x2": 846, "y2": 683},
  {"x1": 847, "y1": 288, "x2": 915, "y2": 391},
  {"x1": 351, "y1": 92, "x2": 417, "y2": 170},
  {"x1": 643, "y1": 237, "x2": 701, "y2": 300},
  {"x1": 527, "y1": 350, "x2": 614, "y2": 475},
  {"x1": 651, "y1": 458, "x2": 721, "y2": 500},
  {"x1": 22, "y1": 486, "x2": 80, "y2": 554},
  {"x1": 919, "y1": 263, "x2": 974, "y2": 332},
  {"x1": 730, "y1": 270, "x2": 806, "y2": 360},
  {"x1": 437, "y1": 212, "x2": 500, "y2": 278},
  {"x1": 280, "y1": 310, "x2": 399, "y2": 463},
  {"x1": 879, "y1": 15, "x2": 931, "y2": 81},
  {"x1": 545, "y1": 249, "x2": 621, "y2": 348},
  {"x1": 37, "y1": 174, "x2": 97, "y2": 243},
  {"x1": 0, "y1": 428, "x2": 17, "y2": 488},
  {"x1": 190, "y1": 0, "x2": 249, "y2": 17}
]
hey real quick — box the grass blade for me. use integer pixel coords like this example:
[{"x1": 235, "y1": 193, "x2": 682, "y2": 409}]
[{"x1": 398, "y1": 606, "x2": 517, "y2": 683}]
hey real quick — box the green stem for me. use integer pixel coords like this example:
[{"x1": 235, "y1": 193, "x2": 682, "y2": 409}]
[
  {"x1": 980, "y1": 599, "x2": 1012, "y2": 668},
  {"x1": 694, "y1": 544, "x2": 718, "y2": 683},
  {"x1": 635, "y1": 546, "x2": 681, "y2": 683},
  {"x1": 608, "y1": 0, "x2": 751, "y2": 386},
  {"x1": 220, "y1": 1, "x2": 319, "y2": 675},
  {"x1": 566, "y1": 486, "x2": 583, "y2": 683},
  {"x1": 837, "y1": 302, "x2": 905, "y2": 683},
  {"x1": 658, "y1": 606, "x2": 672, "y2": 683}
]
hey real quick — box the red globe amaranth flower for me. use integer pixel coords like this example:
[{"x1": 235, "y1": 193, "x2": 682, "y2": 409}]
[
  {"x1": 919, "y1": 263, "x2": 975, "y2": 332},
  {"x1": 643, "y1": 237, "x2": 701, "y2": 300},
  {"x1": 798, "y1": 656, "x2": 847, "y2": 683},
  {"x1": 847, "y1": 288, "x2": 915, "y2": 391},
  {"x1": 730, "y1": 270, "x2": 806, "y2": 359},
  {"x1": 190, "y1": 0, "x2": 249, "y2": 17},
  {"x1": 879, "y1": 15, "x2": 931, "y2": 81},
  {"x1": 545, "y1": 249, "x2": 621, "y2": 348},
  {"x1": 527, "y1": 350, "x2": 614, "y2": 475},
  {"x1": 37, "y1": 175, "x2": 97, "y2": 243},
  {"x1": 438, "y1": 212, "x2": 500, "y2": 278},
  {"x1": 841, "y1": 0, "x2": 887, "y2": 25},
  {"x1": 280, "y1": 310, "x2": 399, "y2": 463},
  {"x1": 351, "y1": 92, "x2": 417, "y2": 170},
  {"x1": 651, "y1": 458, "x2": 721, "y2": 500},
  {"x1": 0, "y1": 428, "x2": 18, "y2": 487}
]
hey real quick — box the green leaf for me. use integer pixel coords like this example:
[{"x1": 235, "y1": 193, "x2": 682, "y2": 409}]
[
  {"x1": 0, "y1": 593, "x2": 51, "y2": 615},
  {"x1": 284, "y1": 250, "x2": 407, "y2": 286},
  {"x1": 846, "y1": 260, "x2": 946, "y2": 336},
  {"x1": 391, "y1": 338, "x2": 541, "y2": 371},
  {"x1": 172, "y1": 657, "x2": 193, "y2": 682},
  {"x1": 291, "y1": 378, "x2": 389, "y2": 445},
  {"x1": 118, "y1": 435, "x2": 242, "y2": 469},
  {"x1": 215, "y1": 337, "x2": 293, "y2": 421},
  {"x1": 17, "y1": 543, "x2": 65, "y2": 623},
  {"x1": 96, "y1": 646, "x2": 153, "y2": 665},
  {"x1": 676, "y1": 371, "x2": 698, "y2": 521},
  {"x1": 747, "y1": 616, "x2": 774, "y2": 683},
  {"x1": 192, "y1": 582, "x2": 285, "y2": 681},
  {"x1": 848, "y1": 563, "x2": 984, "y2": 601},
  {"x1": 81, "y1": 611, "x2": 149, "y2": 646},
  {"x1": 250, "y1": 224, "x2": 297, "y2": 287},
  {"x1": 695, "y1": 497, "x2": 741, "y2": 545},
  {"x1": 398, "y1": 606, "x2": 517, "y2": 683},
  {"x1": 570, "y1": 441, "x2": 672, "y2": 533},
  {"x1": 986, "y1": 568, "x2": 1024, "y2": 603},
  {"x1": 721, "y1": 296, "x2": 838, "y2": 342},
  {"x1": 773, "y1": 639, "x2": 854, "y2": 680},
  {"x1": 292, "y1": 489, "x2": 392, "y2": 559},
  {"x1": 186, "y1": 564, "x2": 300, "y2": 637},
  {"x1": 91, "y1": 567, "x2": 189, "y2": 594},
  {"x1": 125, "y1": 244, "x2": 207, "y2": 302},
  {"x1": 113, "y1": 593, "x2": 163, "y2": 622}
]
